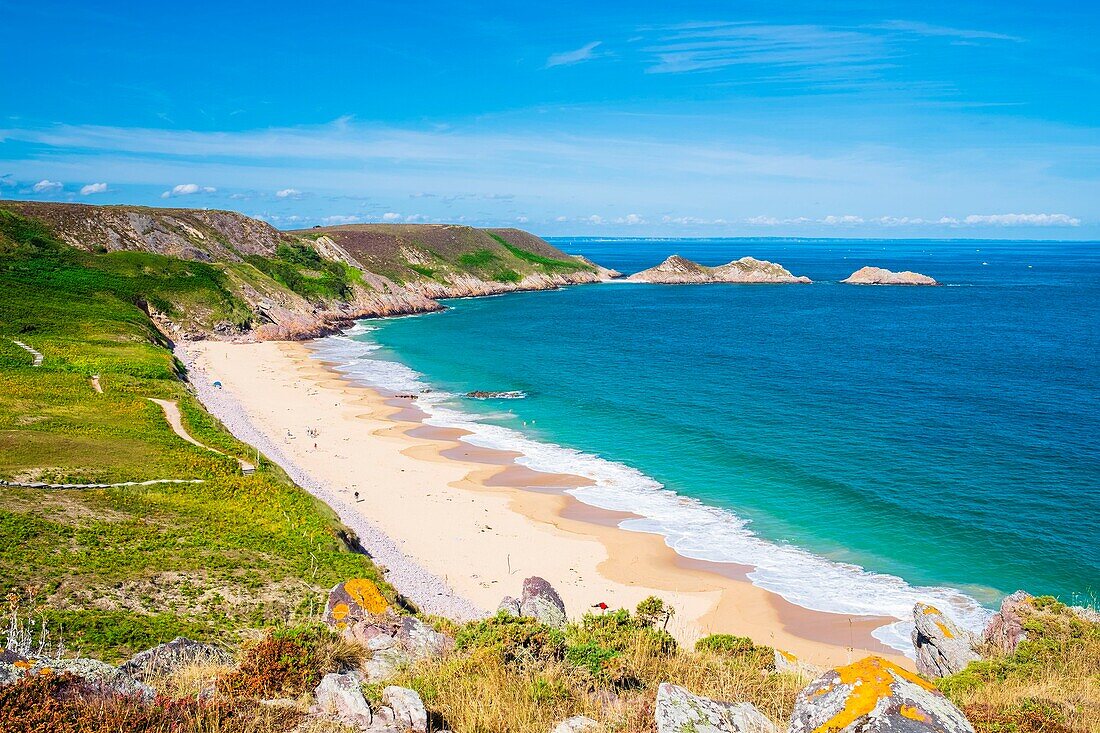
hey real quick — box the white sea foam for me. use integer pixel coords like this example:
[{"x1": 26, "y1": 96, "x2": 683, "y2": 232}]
[{"x1": 309, "y1": 329, "x2": 993, "y2": 656}]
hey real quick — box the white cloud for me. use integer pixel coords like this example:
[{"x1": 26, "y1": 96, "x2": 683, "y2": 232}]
[
  {"x1": 963, "y1": 213, "x2": 1079, "y2": 226},
  {"x1": 32, "y1": 179, "x2": 63, "y2": 193},
  {"x1": 275, "y1": 188, "x2": 301, "y2": 198},
  {"x1": 161, "y1": 183, "x2": 216, "y2": 198},
  {"x1": 80, "y1": 182, "x2": 108, "y2": 195},
  {"x1": 615, "y1": 213, "x2": 645, "y2": 225},
  {"x1": 585, "y1": 214, "x2": 604, "y2": 225},
  {"x1": 516, "y1": 216, "x2": 529, "y2": 223},
  {"x1": 545, "y1": 41, "x2": 603, "y2": 68},
  {"x1": 822, "y1": 215, "x2": 864, "y2": 225},
  {"x1": 381, "y1": 212, "x2": 401, "y2": 222},
  {"x1": 321, "y1": 215, "x2": 360, "y2": 226},
  {"x1": 554, "y1": 216, "x2": 568, "y2": 222}
]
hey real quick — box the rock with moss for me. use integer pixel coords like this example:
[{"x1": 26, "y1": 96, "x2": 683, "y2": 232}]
[
  {"x1": 655, "y1": 682, "x2": 776, "y2": 733},
  {"x1": 118, "y1": 636, "x2": 233, "y2": 682},
  {"x1": 788, "y1": 656, "x2": 974, "y2": 733},
  {"x1": 841, "y1": 266, "x2": 937, "y2": 285},
  {"x1": 324, "y1": 578, "x2": 390, "y2": 633},
  {"x1": 982, "y1": 590, "x2": 1032, "y2": 655},
  {"x1": 517, "y1": 576, "x2": 568, "y2": 628},
  {"x1": 912, "y1": 603, "x2": 980, "y2": 678}
]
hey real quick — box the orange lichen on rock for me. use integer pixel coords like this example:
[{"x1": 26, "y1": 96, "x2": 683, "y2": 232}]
[
  {"x1": 813, "y1": 656, "x2": 936, "y2": 733},
  {"x1": 343, "y1": 578, "x2": 387, "y2": 615},
  {"x1": 922, "y1": 606, "x2": 942, "y2": 615},
  {"x1": 935, "y1": 621, "x2": 956, "y2": 639},
  {"x1": 900, "y1": 705, "x2": 930, "y2": 723},
  {"x1": 331, "y1": 602, "x2": 350, "y2": 621},
  {"x1": 780, "y1": 650, "x2": 798, "y2": 662}
]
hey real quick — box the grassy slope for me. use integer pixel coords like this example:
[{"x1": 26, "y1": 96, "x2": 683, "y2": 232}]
[
  {"x1": 295, "y1": 224, "x2": 592, "y2": 286},
  {"x1": 0, "y1": 209, "x2": 389, "y2": 662}
]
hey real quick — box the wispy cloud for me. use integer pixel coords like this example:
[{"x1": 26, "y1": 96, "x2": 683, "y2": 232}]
[
  {"x1": 962, "y1": 213, "x2": 1079, "y2": 226},
  {"x1": 32, "y1": 179, "x2": 63, "y2": 193},
  {"x1": 80, "y1": 182, "x2": 108, "y2": 195},
  {"x1": 545, "y1": 41, "x2": 603, "y2": 68},
  {"x1": 161, "y1": 183, "x2": 216, "y2": 198},
  {"x1": 873, "y1": 20, "x2": 1021, "y2": 43},
  {"x1": 275, "y1": 188, "x2": 302, "y2": 198}
]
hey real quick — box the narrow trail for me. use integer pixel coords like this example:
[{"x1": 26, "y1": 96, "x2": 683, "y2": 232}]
[
  {"x1": 1, "y1": 478, "x2": 204, "y2": 489},
  {"x1": 12, "y1": 340, "x2": 43, "y2": 366},
  {"x1": 148, "y1": 398, "x2": 256, "y2": 474}
]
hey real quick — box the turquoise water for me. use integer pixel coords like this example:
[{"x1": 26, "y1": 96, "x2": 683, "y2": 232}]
[{"x1": 315, "y1": 238, "x2": 1099, "y2": 650}]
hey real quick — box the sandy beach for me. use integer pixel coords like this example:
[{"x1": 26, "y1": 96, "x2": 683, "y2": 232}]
[{"x1": 183, "y1": 339, "x2": 909, "y2": 669}]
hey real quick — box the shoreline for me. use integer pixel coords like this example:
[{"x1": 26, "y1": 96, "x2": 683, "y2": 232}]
[{"x1": 182, "y1": 339, "x2": 908, "y2": 668}]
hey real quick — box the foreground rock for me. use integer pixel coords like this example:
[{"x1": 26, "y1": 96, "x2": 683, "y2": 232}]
[
  {"x1": 789, "y1": 656, "x2": 974, "y2": 733},
  {"x1": 0, "y1": 655, "x2": 154, "y2": 699},
  {"x1": 119, "y1": 636, "x2": 233, "y2": 681},
  {"x1": 349, "y1": 614, "x2": 454, "y2": 681},
  {"x1": 655, "y1": 683, "x2": 776, "y2": 733},
  {"x1": 983, "y1": 590, "x2": 1031, "y2": 655},
  {"x1": 324, "y1": 578, "x2": 391, "y2": 630},
  {"x1": 552, "y1": 715, "x2": 600, "y2": 732},
  {"x1": 383, "y1": 685, "x2": 429, "y2": 733},
  {"x1": 912, "y1": 604, "x2": 980, "y2": 678},
  {"x1": 841, "y1": 266, "x2": 938, "y2": 285},
  {"x1": 499, "y1": 576, "x2": 568, "y2": 628},
  {"x1": 314, "y1": 674, "x2": 427, "y2": 732},
  {"x1": 627, "y1": 255, "x2": 811, "y2": 284}
]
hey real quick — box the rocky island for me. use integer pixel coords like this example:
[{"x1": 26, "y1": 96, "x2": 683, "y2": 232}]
[
  {"x1": 842, "y1": 266, "x2": 938, "y2": 285},
  {"x1": 627, "y1": 255, "x2": 812, "y2": 284}
]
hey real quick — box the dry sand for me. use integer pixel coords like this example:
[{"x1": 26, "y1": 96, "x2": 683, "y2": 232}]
[{"x1": 184, "y1": 340, "x2": 908, "y2": 669}]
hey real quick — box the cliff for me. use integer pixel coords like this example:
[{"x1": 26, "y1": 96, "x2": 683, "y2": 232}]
[
  {"x1": 627, "y1": 255, "x2": 811, "y2": 284},
  {"x1": 0, "y1": 201, "x2": 617, "y2": 340},
  {"x1": 842, "y1": 266, "x2": 938, "y2": 286}
]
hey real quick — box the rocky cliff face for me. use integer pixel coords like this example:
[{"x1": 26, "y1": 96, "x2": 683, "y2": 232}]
[
  {"x1": 842, "y1": 266, "x2": 938, "y2": 285},
  {"x1": 1, "y1": 201, "x2": 616, "y2": 341},
  {"x1": 627, "y1": 255, "x2": 811, "y2": 284}
]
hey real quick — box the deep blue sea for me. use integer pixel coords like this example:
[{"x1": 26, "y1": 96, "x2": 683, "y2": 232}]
[{"x1": 314, "y1": 238, "x2": 1100, "y2": 652}]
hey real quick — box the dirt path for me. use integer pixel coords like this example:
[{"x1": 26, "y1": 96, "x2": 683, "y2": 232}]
[
  {"x1": 148, "y1": 398, "x2": 255, "y2": 474},
  {"x1": 13, "y1": 340, "x2": 43, "y2": 366}
]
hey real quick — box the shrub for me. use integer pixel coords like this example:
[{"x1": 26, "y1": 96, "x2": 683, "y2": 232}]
[
  {"x1": 454, "y1": 612, "x2": 566, "y2": 665},
  {"x1": 216, "y1": 625, "x2": 364, "y2": 698}
]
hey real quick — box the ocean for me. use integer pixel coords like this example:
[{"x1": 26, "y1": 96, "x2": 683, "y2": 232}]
[{"x1": 311, "y1": 237, "x2": 1100, "y2": 653}]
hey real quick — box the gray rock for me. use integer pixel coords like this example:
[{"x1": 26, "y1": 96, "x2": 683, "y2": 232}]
[
  {"x1": 912, "y1": 603, "x2": 980, "y2": 678},
  {"x1": 35, "y1": 658, "x2": 155, "y2": 700},
  {"x1": 383, "y1": 685, "x2": 428, "y2": 732},
  {"x1": 518, "y1": 576, "x2": 568, "y2": 628},
  {"x1": 498, "y1": 596, "x2": 522, "y2": 617},
  {"x1": 773, "y1": 649, "x2": 823, "y2": 679},
  {"x1": 314, "y1": 671, "x2": 373, "y2": 729},
  {"x1": 347, "y1": 614, "x2": 453, "y2": 681},
  {"x1": 119, "y1": 636, "x2": 233, "y2": 681},
  {"x1": 551, "y1": 715, "x2": 600, "y2": 733},
  {"x1": 788, "y1": 656, "x2": 974, "y2": 733},
  {"x1": 983, "y1": 591, "x2": 1032, "y2": 655},
  {"x1": 655, "y1": 683, "x2": 776, "y2": 733}
]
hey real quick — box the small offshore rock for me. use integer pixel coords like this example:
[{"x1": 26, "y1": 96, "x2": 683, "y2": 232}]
[
  {"x1": 841, "y1": 266, "x2": 938, "y2": 285},
  {"x1": 627, "y1": 255, "x2": 811, "y2": 284},
  {"x1": 983, "y1": 590, "x2": 1032, "y2": 655},
  {"x1": 119, "y1": 636, "x2": 233, "y2": 681},
  {"x1": 324, "y1": 578, "x2": 390, "y2": 631},
  {"x1": 383, "y1": 685, "x2": 429, "y2": 733},
  {"x1": 912, "y1": 604, "x2": 980, "y2": 678},
  {"x1": 655, "y1": 682, "x2": 777, "y2": 733},
  {"x1": 788, "y1": 656, "x2": 974, "y2": 733},
  {"x1": 314, "y1": 671, "x2": 373, "y2": 729},
  {"x1": 551, "y1": 715, "x2": 600, "y2": 733},
  {"x1": 518, "y1": 576, "x2": 568, "y2": 628}
]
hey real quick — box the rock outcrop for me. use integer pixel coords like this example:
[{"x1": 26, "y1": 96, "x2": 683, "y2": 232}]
[
  {"x1": 382, "y1": 685, "x2": 429, "y2": 733},
  {"x1": 983, "y1": 590, "x2": 1032, "y2": 655},
  {"x1": 313, "y1": 674, "x2": 427, "y2": 733},
  {"x1": 349, "y1": 614, "x2": 453, "y2": 681},
  {"x1": 0, "y1": 656, "x2": 154, "y2": 699},
  {"x1": 841, "y1": 266, "x2": 938, "y2": 285},
  {"x1": 627, "y1": 255, "x2": 811, "y2": 284},
  {"x1": 499, "y1": 576, "x2": 568, "y2": 628},
  {"x1": 118, "y1": 636, "x2": 233, "y2": 682},
  {"x1": 324, "y1": 578, "x2": 390, "y2": 630},
  {"x1": 655, "y1": 683, "x2": 776, "y2": 733},
  {"x1": 788, "y1": 656, "x2": 974, "y2": 733},
  {"x1": 912, "y1": 604, "x2": 980, "y2": 679}
]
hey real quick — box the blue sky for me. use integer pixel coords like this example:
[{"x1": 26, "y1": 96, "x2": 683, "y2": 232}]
[{"x1": 2, "y1": 1, "x2": 1098, "y2": 238}]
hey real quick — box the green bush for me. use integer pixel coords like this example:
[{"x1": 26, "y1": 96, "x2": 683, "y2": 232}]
[{"x1": 454, "y1": 612, "x2": 566, "y2": 664}]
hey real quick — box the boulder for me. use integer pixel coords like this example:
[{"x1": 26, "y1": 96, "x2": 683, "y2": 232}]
[
  {"x1": 788, "y1": 656, "x2": 974, "y2": 733},
  {"x1": 551, "y1": 715, "x2": 600, "y2": 733},
  {"x1": 383, "y1": 685, "x2": 428, "y2": 733},
  {"x1": 324, "y1": 578, "x2": 390, "y2": 631},
  {"x1": 518, "y1": 576, "x2": 568, "y2": 628},
  {"x1": 983, "y1": 590, "x2": 1032, "y2": 655},
  {"x1": 773, "y1": 649, "x2": 823, "y2": 679},
  {"x1": 119, "y1": 636, "x2": 233, "y2": 681},
  {"x1": 498, "y1": 596, "x2": 522, "y2": 617},
  {"x1": 314, "y1": 671, "x2": 373, "y2": 729},
  {"x1": 655, "y1": 682, "x2": 777, "y2": 733},
  {"x1": 15, "y1": 657, "x2": 156, "y2": 700},
  {"x1": 912, "y1": 604, "x2": 980, "y2": 678},
  {"x1": 841, "y1": 267, "x2": 937, "y2": 285},
  {"x1": 345, "y1": 613, "x2": 453, "y2": 681}
]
